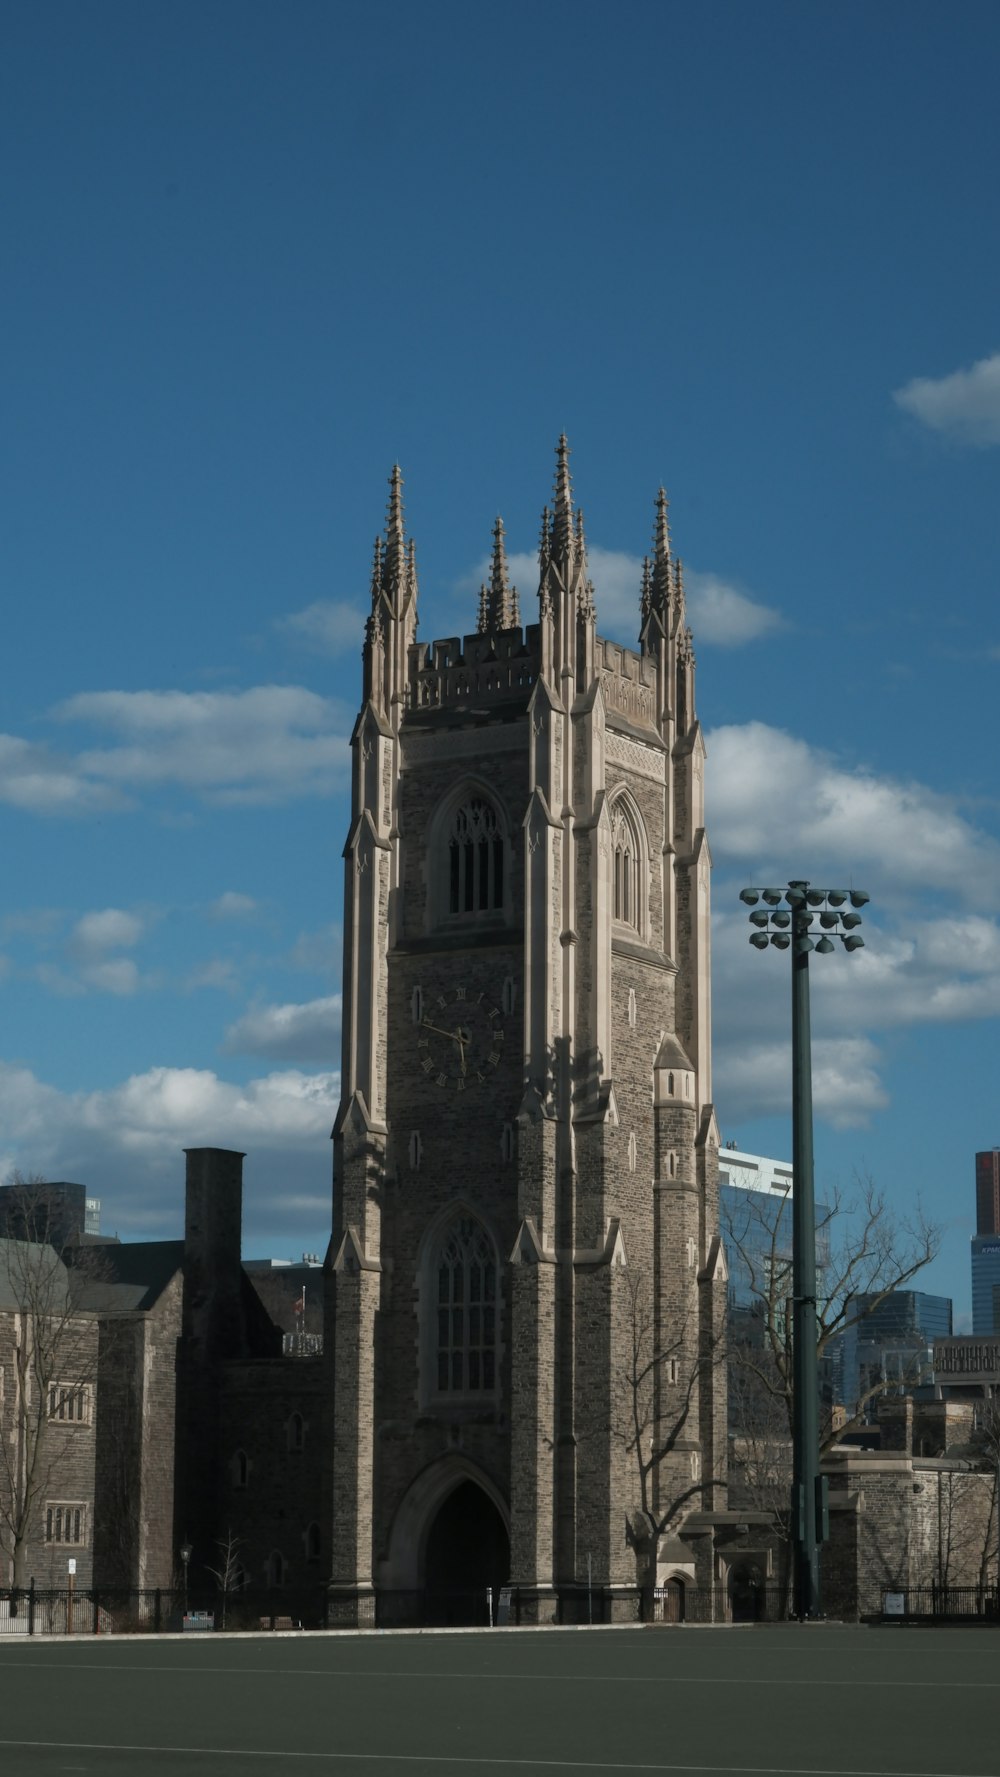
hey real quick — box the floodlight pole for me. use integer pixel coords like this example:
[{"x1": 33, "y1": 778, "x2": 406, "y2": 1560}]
[
  {"x1": 789, "y1": 882, "x2": 820, "y2": 1622},
  {"x1": 740, "y1": 879, "x2": 868, "y2": 1623}
]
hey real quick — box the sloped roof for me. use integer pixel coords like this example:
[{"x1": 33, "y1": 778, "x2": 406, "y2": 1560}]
[
  {"x1": 0, "y1": 1238, "x2": 70, "y2": 1312},
  {"x1": 78, "y1": 1239, "x2": 185, "y2": 1312},
  {"x1": 654, "y1": 1032, "x2": 694, "y2": 1071}
]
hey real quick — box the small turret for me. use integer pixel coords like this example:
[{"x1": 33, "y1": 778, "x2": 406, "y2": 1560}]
[
  {"x1": 477, "y1": 517, "x2": 520, "y2": 633},
  {"x1": 362, "y1": 466, "x2": 418, "y2": 729},
  {"x1": 537, "y1": 437, "x2": 596, "y2": 692}
]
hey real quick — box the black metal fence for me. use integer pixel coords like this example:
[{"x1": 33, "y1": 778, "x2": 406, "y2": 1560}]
[
  {"x1": 0, "y1": 1584, "x2": 329, "y2": 1636},
  {"x1": 0, "y1": 1579, "x2": 795, "y2": 1636},
  {"x1": 881, "y1": 1585, "x2": 1000, "y2": 1623}
]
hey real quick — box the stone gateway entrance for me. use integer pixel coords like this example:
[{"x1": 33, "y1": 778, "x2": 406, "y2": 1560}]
[{"x1": 424, "y1": 1480, "x2": 510, "y2": 1624}]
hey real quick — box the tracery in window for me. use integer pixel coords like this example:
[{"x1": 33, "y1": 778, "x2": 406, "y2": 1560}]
[
  {"x1": 434, "y1": 1215, "x2": 498, "y2": 1394},
  {"x1": 610, "y1": 794, "x2": 645, "y2": 933},
  {"x1": 448, "y1": 797, "x2": 504, "y2": 916}
]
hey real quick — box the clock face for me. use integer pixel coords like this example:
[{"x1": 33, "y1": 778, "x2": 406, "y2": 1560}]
[{"x1": 417, "y1": 985, "x2": 505, "y2": 1091}]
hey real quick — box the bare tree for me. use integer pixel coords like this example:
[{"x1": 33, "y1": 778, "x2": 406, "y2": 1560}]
[
  {"x1": 0, "y1": 1176, "x2": 108, "y2": 1591},
  {"x1": 724, "y1": 1169, "x2": 941, "y2": 1455},
  {"x1": 971, "y1": 1393, "x2": 1000, "y2": 1593},
  {"x1": 612, "y1": 1268, "x2": 725, "y2": 1607},
  {"x1": 727, "y1": 1355, "x2": 793, "y2": 1601},
  {"x1": 207, "y1": 1528, "x2": 246, "y2": 1629}
]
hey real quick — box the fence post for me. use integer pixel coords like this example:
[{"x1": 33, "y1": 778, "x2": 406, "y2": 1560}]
[
  {"x1": 28, "y1": 1580, "x2": 35, "y2": 1637},
  {"x1": 92, "y1": 1591, "x2": 99, "y2": 1635},
  {"x1": 154, "y1": 1589, "x2": 161, "y2": 1634}
]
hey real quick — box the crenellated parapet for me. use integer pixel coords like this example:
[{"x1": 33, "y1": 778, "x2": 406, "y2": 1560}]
[
  {"x1": 595, "y1": 638, "x2": 659, "y2": 734},
  {"x1": 408, "y1": 628, "x2": 540, "y2": 712}
]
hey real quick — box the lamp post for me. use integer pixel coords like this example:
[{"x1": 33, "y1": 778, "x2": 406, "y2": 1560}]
[
  {"x1": 739, "y1": 880, "x2": 868, "y2": 1620},
  {"x1": 180, "y1": 1540, "x2": 192, "y2": 1616}
]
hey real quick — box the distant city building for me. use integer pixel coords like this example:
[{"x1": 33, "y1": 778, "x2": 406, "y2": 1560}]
[
  {"x1": 971, "y1": 1235, "x2": 1000, "y2": 1334},
  {"x1": 837, "y1": 1290, "x2": 953, "y2": 1417},
  {"x1": 85, "y1": 1197, "x2": 101, "y2": 1236},
  {"x1": 975, "y1": 1148, "x2": 1000, "y2": 1236},
  {"x1": 933, "y1": 1335, "x2": 1000, "y2": 1392},
  {"x1": 0, "y1": 1179, "x2": 90, "y2": 1249},
  {"x1": 719, "y1": 1146, "x2": 830, "y2": 1319},
  {"x1": 719, "y1": 1146, "x2": 834, "y2": 1417},
  {"x1": 244, "y1": 1254, "x2": 324, "y2": 1349},
  {"x1": 719, "y1": 1146, "x2": 794, "y2": 1317}
]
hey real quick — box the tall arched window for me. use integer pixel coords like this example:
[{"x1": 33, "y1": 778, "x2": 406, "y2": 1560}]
[
  {"x1": 433, "y1": 1215, "x2": 499, "y2": 1395},
  {"x1": 448, "y1": 797, "x2": 504, "y2": 915},
  {"x1": 610, "y1": 793, "x2": 646, "y2": 933}
]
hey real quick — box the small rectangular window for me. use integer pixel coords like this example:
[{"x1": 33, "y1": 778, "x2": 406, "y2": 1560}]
[
  {"x1": 45, "y1": 1502, "x2": 87, "y2": 1545},
  {"x1": 48, "y1": 1385, "x2": 89, "y2": 1424}
]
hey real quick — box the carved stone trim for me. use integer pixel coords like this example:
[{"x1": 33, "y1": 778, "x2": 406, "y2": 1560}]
[
  {"x1": 600, "y1": 669, "x2": 653, "y2": 727},
  {"x1": 606, "y1": 731, "x2": 665, "y2": 783},
  {"x1": 402, "y1": 725, "x2": 526, "y2": 764}
]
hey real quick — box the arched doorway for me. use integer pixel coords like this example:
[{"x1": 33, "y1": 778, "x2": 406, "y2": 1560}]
[{"x1": 424, "y1": 1480, "x2": 510, "y2": 1626}]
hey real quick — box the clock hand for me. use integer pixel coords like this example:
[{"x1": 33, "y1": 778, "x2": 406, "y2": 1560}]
[{"x1": 421, "y1": 1019, "x2": 466, "y2": 1045}]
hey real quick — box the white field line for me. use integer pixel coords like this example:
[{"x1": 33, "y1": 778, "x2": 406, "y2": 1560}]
[
  {"x1": 0, "y1": 1658, "x2": 998, "y2": 1689},
  {"x1": 0, "y1": 1741, "x2": 986, "y2": 1777}
]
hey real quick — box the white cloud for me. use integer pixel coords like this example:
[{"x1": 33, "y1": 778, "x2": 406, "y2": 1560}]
[
  {"x1": 716, "y1": 1036, "x2": 888, "y2": 1130},
  {"x1": 53, "y1": 686, "x2": 351, "y2": 807},
  {"x1": 460, "y1": 546, "x2": 781, "y2": 648},
  {"x1": 223, "y1": 995, "x2": 342, "y2": 1063},
  {"x1": 278, "y1": 600, "x2": 366, "y2": 656},
  {"x1": 683, "y1": 570, "x2": 784, "y2": 646},
  {"x1": 79, "y1": 957, "x2": 141, "y2": 997},
  {"x1": 71, "y1": 908, "x2": 144, "y2": 956},
  {"x1": 289, "y1": 923, "x2": 342, "y2": 974},
  {"x1": 0, "y1": 734, "x2": 126, "y2": 816},
  {"x1": 184, "y1": 958, "x2": 241, "y2": 992},
  {"x1": 0, "y1": 1060, "x2": 336, "y2": 1242},
  {"x1": 209, "y1": 892, "x2": 259, "y2": 921},
  {"x1": 707, "y1": 721, "x2": 1000, "y2": 903},
  {"x1": 893, "y1": 351, "x2": 1000, "y2": 447}
]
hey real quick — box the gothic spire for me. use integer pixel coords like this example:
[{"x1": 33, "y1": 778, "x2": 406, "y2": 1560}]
[
  {"x1": 478, "y1": 516, "x2": 520, "y2": 632},
  {"x1": 640, "y1": 555, "x2": 652, "y2": 623},
  {"x1": 575, "y1": 508, "x2": 596, "y2": 623},
  {"x1": 369, "y1": 535, "x2": 383, "y2": 610},
  {"x1": 551, "y1": 433, "x2": 574, "y2": 562},
  {"x1": 381, "y1": 464, "x2": 408, "y2": 610},
  {"x1": 649, "y1": 487, "x2": 673, "y2": 618}
]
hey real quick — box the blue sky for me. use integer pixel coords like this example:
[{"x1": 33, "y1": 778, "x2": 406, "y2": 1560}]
[{"x1": 2, "y1": 1, "x2": 998, "y2": 1318}]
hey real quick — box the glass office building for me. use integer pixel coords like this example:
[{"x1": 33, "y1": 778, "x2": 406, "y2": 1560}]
[{"x1": 971, "y1": 1236, "x2": 1000, "y2": 1334}]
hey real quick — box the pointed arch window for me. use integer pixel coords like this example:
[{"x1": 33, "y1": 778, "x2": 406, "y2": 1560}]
[
  {"x1": 448, "y1": 797, "x2": 504, "y2": 915},
  {"x1": 610, "y1": 793, "x2": 647, "y2": 936},
  {"x1": 432, "y1": 1214, "x2": 499, "y2": 1395}
]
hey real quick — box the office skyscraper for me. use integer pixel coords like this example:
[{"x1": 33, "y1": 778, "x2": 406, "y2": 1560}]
[{"x1": 976, "y1": 1149, "x2": 1000, "y2": 1236}]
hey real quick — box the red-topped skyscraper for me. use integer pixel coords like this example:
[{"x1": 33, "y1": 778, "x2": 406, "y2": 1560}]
[{"x1": 976, "y1": 1149, "x2": 1000, "y2": 1236}]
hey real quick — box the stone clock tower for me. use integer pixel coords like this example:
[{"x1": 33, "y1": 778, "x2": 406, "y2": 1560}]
[{"x1": 329, "y1": 440, "x2": 725, "y2": 1623}]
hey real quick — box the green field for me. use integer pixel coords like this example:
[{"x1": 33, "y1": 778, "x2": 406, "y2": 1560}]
[{"x1": 0, "y1": 1623, "x2": 995, "y2": 1777}]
